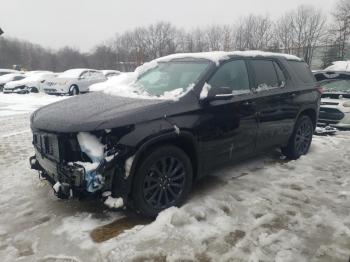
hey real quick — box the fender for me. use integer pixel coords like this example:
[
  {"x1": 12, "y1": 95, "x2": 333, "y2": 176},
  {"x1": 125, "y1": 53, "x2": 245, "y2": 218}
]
[{"x1": 123, "y1": 129, "x2": 199, "y2": 196}]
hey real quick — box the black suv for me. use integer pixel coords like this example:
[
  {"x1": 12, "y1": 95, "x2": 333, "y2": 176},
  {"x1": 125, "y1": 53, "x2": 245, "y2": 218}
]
[{"x1": 30, "y1": 51, "x2": 320, "y2": 217}]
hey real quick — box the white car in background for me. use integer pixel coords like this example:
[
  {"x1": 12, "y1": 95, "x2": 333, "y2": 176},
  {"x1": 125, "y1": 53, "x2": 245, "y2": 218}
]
[
  {"x1": 3, "y1": 72, "x2": 55, "y2": 94},
  {"x1": 44, "y1": 69, "x2": 107, "y2": 95},
  {"x1": 88, "y1": 72, "x2": 132, "y2": 92},
  {"x1": 314, "y1": 64, "x2": 350, "y2": 129},
  {"x1": 0, "y1": 69, "x2": 20, "y2": 76},
  {"x1": 101, "y1": 70, "x2": 121, "y2": 78},
  {"x1": 0, "y1": 73, "x2": 25, "y2": 92}
]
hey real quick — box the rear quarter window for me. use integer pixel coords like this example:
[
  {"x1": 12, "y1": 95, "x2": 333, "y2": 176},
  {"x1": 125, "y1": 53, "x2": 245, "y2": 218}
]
[{"x1": 288, "y1": 61, "x2": 315, "y2": 83}]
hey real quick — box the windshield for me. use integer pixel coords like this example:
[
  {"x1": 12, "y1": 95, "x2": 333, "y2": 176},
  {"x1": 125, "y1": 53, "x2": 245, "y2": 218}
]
[
  {"x1": 59, "y1": 69, "x2": 84, "y2": 78},
  {"x1": 135, "y1": 61, "x2": 210, "y2": 96},
  {"x1": 322, "y1": 79, "x2": 350, "y2": 92}
]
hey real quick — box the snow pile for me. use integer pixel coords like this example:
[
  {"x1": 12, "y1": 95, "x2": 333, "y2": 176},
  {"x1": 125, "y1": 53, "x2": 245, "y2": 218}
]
[
  {"x1": 0, "y1": 93, "x2": 66, "y2": 117},
  {"x1": 0, "y1": 73, "x2": 23, "y2": 84},
  {"x1": 104, "y1": 197, "x2": 124, "y2": 209},
  {"x1": 76, "y1": 132, "x2": 106, "y2": 193},
  {"x1": 4, "y1": 72, "x2": 55, "y2": 88},
  {"x1": 200, "y1": 82, "x2": 211, "y2": 99},
  {"x1": 76, "y1": 132, "x2": 104, "y2": 162},
  {"x1": 325, "y1": 61, "x2": 350, "y2": 72}
]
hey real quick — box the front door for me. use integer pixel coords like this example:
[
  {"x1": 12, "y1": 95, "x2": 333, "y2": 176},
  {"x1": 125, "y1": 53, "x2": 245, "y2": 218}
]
[{"x1": 197, "y1": 59, "x2": 258, "y2": 170}]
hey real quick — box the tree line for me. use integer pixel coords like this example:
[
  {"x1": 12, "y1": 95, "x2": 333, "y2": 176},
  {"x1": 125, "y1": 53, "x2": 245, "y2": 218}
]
[{"x1": 0, "y1": 0, "x2": 349, "y2": 72}]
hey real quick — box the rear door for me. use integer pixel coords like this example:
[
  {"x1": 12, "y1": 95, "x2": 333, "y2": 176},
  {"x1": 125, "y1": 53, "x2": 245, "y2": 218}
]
[
  {"x1": 198, "y1": 59, "x2": 258, "y2": 168},
  {"x1": 248, "y1": 59, "x2": 299, "y2": 150}
]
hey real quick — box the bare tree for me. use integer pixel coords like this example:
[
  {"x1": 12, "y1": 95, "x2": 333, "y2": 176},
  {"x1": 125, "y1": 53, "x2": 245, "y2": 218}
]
[
  {"x1": 232, "y1": 15, "x2": 274, "y2": 50},
  {"x1": 275, "y1": 12, "x2": 295, "y2": 53},
  {"x1": 290, "y1": 6, "x2": 326, "y2": 64},
  {"x1": 331, "y1": 0, "x2": 350, "y2": 59}
]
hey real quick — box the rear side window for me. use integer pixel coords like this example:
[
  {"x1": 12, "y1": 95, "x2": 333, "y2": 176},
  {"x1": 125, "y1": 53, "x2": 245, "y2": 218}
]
[
  {"x1": 288, "y1": 61, "x2": 315, "y2": 83},
  {"x1": 251, "y1": 60, "x2": 280, "y2": 90}
]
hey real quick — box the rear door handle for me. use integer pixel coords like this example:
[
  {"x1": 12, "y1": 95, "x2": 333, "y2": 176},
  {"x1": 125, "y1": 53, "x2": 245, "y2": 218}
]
[{"x1": 289, "y1": 92, "x2": 297, "y2": 98}]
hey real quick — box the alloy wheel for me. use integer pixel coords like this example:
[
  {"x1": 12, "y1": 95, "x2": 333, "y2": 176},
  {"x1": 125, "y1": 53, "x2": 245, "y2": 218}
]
[
  {"x1": 143, "y1": 156, "x2": 186, "y2": 209},
  {"x1": 295, "y1": 119, "x2": 313, "y2": 155}
]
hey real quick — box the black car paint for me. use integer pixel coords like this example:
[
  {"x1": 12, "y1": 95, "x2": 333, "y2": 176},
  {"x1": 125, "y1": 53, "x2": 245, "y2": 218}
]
[{"x1": 30, "y1": 55, "x2": 320, "y2": 203}]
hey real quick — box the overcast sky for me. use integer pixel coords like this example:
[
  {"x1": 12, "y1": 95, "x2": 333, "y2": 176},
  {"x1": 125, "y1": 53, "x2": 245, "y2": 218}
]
[{"x1": 0, "y1": 0, "x2": 334, "y2": 52}]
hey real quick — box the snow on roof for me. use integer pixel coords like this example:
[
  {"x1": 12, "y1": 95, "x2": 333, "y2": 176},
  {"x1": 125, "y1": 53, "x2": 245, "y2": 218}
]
[
  {"x1": 157, "y1": 50, "x2": 302, "y2": 65},
  {"x1": 59, "y1": 68, "x2": 90, "y2": 78},
  {"x1": 0, "y1": 73, "x2": 23, "y2": 83},
  {"x1": 324, "y1": 61, "x2": 350, "y2": 72},
  {"x1": 0, "y1": 69, "x2": 19, "y2": 73},
  {"x1": 101, "y1": 70, "x2": 121, "y2": 75}
]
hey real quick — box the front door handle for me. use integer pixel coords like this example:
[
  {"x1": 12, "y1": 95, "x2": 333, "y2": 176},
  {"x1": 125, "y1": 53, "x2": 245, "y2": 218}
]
[{"x1": 242, "y1": 101, "x2": 255, "y2": 106}]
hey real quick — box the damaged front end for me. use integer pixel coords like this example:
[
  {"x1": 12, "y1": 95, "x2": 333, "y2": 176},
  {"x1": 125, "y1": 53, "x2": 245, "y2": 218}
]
[{"x1": 29, "y1": 127, "x2": 135, "y2": 208}]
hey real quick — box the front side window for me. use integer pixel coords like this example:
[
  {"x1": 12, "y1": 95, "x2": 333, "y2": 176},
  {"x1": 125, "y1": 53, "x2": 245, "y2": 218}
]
[
  {"x1": 80, "y1": 71, "x2": 90, "y2": 79},
  {"x1": 208, "y1": 60, "x2": 250, "y2": 94},
  {"x1": 135, "y1": 61, "x2": 210, "y2": 96},
  {"x1": 251, "y1": 60, "x2": 280, "y2": 90},
  {"x1": 273, "y1": 62, "x2": 286, "y2": 86},
  {"x1": 14, "y1": 76, "x2": 24, "y2": 80}
]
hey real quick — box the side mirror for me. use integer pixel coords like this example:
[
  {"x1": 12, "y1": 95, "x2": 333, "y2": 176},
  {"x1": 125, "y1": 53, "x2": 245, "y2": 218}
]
[{"x1": 207, "y1": 86, "x2": 233, "y2": 101}]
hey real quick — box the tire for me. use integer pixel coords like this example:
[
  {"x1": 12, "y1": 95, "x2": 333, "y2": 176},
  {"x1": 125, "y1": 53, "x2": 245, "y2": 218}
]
[
  {"x1": 131, "y1": 145, "x2": 193, "y2": 218},
  {"x1": 69, "y1": 85, "x2": 79, "y2": 96},
  {"x1": 30, "y1": 87, "x2": 39, "y2": 93},
  {"x1": 282, "y1": 115, "x2": 314, "y2": 160}
]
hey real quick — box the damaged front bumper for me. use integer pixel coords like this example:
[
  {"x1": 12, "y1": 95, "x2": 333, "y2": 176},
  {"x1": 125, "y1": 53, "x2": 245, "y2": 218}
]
[{"x1": 29, "y1": 149, "x2": 128, "y2": 202}]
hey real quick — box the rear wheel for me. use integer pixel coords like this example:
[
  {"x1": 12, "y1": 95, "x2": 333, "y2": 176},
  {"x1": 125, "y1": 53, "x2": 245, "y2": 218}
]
[
  {"x1": 69, "y1": 85, "x2": 79, "y2": 96},
  {"x1": 131, "y1": 145, "x2": 193, "y2": 218},
  {"x1": 282, "y1": 115, "x2": 314, "y2": 159}
]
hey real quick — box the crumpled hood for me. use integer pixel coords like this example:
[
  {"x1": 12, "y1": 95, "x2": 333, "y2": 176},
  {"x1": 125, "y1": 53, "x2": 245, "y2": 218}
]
[{"x1": 31, "y1": 92, "x2": 171, "y2": 132}]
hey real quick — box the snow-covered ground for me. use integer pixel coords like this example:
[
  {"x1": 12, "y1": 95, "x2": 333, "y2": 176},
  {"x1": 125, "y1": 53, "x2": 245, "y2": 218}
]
[{"x1": 0, "y1": 94, "x2": 350, "y2": 262}]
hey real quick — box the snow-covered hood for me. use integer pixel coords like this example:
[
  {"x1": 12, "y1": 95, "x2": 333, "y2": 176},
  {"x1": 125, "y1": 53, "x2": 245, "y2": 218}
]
[
  {"x1": 4, "y1": 79, "x2": 32, "y2": 89},
  {"x1": 30, "y1": 92, "x2": 173, "y2": 132}
]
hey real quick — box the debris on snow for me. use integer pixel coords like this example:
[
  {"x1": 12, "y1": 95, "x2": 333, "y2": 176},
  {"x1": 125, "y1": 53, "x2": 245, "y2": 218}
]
[{"x1": 104, "y1": 196, "x2": 124, "y2": 209}]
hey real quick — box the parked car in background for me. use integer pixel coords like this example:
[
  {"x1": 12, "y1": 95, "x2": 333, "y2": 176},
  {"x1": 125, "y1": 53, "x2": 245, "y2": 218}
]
[
  {"x1": 29, "y1": 51, "x2": 321, "y2": 217},
  {"x1": 0, "y1": 73, "x2": 25, "y2": 92},
  {"x1": 314, "y1": 70, "x2": 350, "y2": 129},
  {"x1": 0, "y1": 69, "x2": 20, "y2": 76},
  {"x1": 101, "y1": 70, "x2": 121, "y2": 78},
  {"x1": 88, "y1": 72, "x2": 131, "y2": 92},
  {"x1": 44, "y1": 69, "x2": 107, "y2": 95},
  {"x1": 3, "y1": 72, "x2": 55, "y2": 94}
]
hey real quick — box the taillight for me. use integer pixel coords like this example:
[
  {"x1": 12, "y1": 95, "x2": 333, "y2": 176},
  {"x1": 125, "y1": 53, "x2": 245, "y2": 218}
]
[{"x1": 315, "y1": 84, "x2": 324, "y2": 94}]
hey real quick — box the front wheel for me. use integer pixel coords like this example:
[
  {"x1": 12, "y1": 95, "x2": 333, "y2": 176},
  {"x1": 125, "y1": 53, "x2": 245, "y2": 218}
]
[
  {"x1": 69, "y1": 85, "x2": 79, "y2": 96},
  {"x1": 131, "y1": 145, "x2": 193, "y2": 218},
  {"x1": 282, "y1": 115, "x2": 314, "y2": 160}
]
